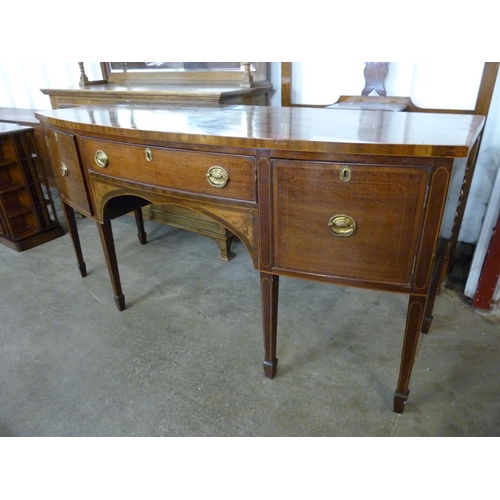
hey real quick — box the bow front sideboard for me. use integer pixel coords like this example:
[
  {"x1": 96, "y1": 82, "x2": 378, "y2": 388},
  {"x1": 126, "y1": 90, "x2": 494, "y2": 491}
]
[{"x1": 36, "y1": 104, "x2": 484, "y2": 413}]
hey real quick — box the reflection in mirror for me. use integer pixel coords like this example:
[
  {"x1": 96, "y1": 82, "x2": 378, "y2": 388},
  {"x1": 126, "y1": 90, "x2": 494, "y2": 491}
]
[
  {"x1": 108, "y1": 62, "x2": 247, "y2": 72},
  {"x1": 98, "y1": 62, "x2": 266, "y2": 87}
]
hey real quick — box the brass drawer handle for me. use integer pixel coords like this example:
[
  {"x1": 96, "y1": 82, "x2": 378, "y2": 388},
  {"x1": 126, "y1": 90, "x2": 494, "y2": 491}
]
[
  {"x1": 206, "y1": 166, "x2": 229, "y2": 188},
  {"x1": 94, "y1": 150, "x2": 108, "y2": 168},
  {"x1": 60, "y1": 163, "x2": 69, "y2": 176},
  {"x1": 328, "y1": 214, "x2": 356, "y2": 237}
]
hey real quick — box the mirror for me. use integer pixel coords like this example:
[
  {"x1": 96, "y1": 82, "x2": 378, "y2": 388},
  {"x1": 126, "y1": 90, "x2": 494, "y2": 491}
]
[
  {"x1": 100, "y1": 62, "x2": 267, "y2": 87},
  {"x1": 108, "y1": 62, "x2": 245, "y2": 72}
]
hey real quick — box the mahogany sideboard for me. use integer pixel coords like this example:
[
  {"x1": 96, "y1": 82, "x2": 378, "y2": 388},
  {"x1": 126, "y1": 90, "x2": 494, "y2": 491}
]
[{"x1": 36, "y1": 104, "x2": 484, "y2": 413}]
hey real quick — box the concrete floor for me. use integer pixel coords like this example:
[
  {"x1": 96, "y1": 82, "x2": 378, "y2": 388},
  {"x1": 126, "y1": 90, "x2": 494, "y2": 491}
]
[{"x1": 1, "y1": 209, "x2": 499, "y2": 437}]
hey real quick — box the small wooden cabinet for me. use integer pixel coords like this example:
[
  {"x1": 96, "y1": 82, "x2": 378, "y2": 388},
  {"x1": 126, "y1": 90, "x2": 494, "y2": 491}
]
[
  {"x1": 0, "y1": 107, "x2": 56, "y2": 188},
  {"x1": 0, "y1": 123, "x2": 64, "y2": 251}
]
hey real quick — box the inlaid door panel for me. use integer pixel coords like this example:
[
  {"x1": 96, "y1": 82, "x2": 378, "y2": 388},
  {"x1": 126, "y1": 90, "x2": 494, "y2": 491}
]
[{"x1": 273, "y1": 160, "x2": 430, "y2": 285}]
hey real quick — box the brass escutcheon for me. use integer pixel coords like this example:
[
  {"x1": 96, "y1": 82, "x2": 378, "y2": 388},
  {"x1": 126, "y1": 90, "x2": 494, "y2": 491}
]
[
  {"x1": 145, "y1": 148, "x2": 153, "y2": 162},
  {"x1": 328, "y1": 214, "x2": 356, "y2": 237},
  {"x1": 340, "y1": 166, "x2": 351, "y2": 182},
  {"x1": 94, "y1": 150, "x2": 108, "y2": 168},
  {"x1": 60, "y1": 163, "x2": 69, "y2": 176},
  {"x1": 206, "y1": 166, "x2": 229, "y2": 188}
]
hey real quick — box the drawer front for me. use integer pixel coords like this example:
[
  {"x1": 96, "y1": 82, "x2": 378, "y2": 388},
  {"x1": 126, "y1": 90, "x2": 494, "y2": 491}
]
[
  {"x1": 79, "y1": 138, "x2": 256, "y2": 202},
  {"x1": 273, "y1": 160, "x2": 430, "y2": 285},
  {"x1": 45, "y1": 128, "x2": 93, "y2": 216}
]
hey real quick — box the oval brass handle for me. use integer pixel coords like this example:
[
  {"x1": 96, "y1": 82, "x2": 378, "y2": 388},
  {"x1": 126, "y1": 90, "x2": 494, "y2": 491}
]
[
  {"x1": 94, "y1": 150, "x2": 108, "y2": 168},
  {"x1": 328, "y1": 214, "x2": 356, "y2": 237},
  {"x1": 206, "y1": 166, "x2": 229, "y2": 188},
  {"x1": 60, "y1": 163, "x2": 69, "y2": 176}
]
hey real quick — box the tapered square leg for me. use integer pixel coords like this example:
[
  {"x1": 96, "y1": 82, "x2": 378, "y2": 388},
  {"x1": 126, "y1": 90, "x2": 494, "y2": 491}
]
[
  {"x1": 393, "y1": 294, "x2": 426, "y2": 413},
  {"x1": 215, "y1": 235, "x2": 236, "y2": 262},
  {"x1": 260, "y1": 272, "x2": 279, "y2": 378},
  {"x1": 134, "y1": 208, "x2": 147, "y2": 245},
  {"x1": 421, "y1": 268, "x2": 440, "y2": 334},
  {"x1": 393, "y1": 390, "x2": 410, "y2": 414},
  {"x1": 96, "y1": 219, "x2": 126, "y2": 311},
  {"x1": 61, "y1": 202, "x2": 87, "y2": 278}
]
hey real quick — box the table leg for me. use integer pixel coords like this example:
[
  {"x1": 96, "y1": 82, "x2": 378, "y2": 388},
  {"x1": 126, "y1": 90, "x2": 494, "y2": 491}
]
[
  {"x1": 96, "y1": 219, "x2": 126, "y2": 311},
  {"x1": 61, "y1": 201, "x2": 87, "y2": 278},
  {"x1": 261, "y1": 272, "x2": 279, "y2": 379},
  {"x1": 421, "y1": 238, "x2": 449, "y2": 334},
  {"x1": 421, "y1": 271, "x2": 439, "y2": 334},
  {"x1": 393, "y1": 294, "x2": 426, "y2": 413},
  {"x1": 215, "y1": 234, "x2": 236, "y2": 262},
  {"x1": 134, "y1": 208, "x2": 147, "y2": 245}
]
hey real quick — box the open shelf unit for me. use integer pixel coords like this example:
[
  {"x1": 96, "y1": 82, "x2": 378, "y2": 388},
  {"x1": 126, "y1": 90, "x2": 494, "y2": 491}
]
[{"x1": 0, "y1": 123, "x2": 64, "y2": 251}]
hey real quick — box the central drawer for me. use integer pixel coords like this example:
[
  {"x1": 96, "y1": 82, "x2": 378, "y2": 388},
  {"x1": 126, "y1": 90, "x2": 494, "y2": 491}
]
[
  {"x1": 273, "y1": 160, "x2": 430, "y2": 285},
  {"x1": 79, "y1": 137, "x2": 256, "y2": 202}
]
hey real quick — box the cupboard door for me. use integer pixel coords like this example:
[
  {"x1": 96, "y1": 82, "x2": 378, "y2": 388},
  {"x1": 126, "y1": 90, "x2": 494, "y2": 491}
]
[
  {"x1": 273, "y1": 160, "x2": 430, "y2": 286},
  {"x1": 45, "y1": 128, "x2": 93, "y2": 217}
]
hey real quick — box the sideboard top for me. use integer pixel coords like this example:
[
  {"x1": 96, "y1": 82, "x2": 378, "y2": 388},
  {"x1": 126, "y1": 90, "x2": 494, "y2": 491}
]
[{"x1": 36, "y1": 104, "x2": 485, "y2": 158}]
